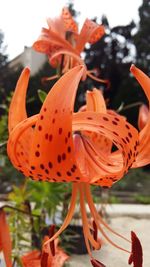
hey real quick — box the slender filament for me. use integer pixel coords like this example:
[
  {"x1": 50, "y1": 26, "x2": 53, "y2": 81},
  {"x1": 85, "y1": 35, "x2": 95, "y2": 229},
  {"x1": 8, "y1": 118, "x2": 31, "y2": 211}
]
[{"x1": 85, "y1": 183, "x2": 131, "y2": 253}]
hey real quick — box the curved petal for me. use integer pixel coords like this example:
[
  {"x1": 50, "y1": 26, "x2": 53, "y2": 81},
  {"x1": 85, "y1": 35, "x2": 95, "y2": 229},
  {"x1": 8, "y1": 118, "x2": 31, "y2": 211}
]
[
  {"x1": 33, "y1": 28, "x2": 79, "y2": 68},
  {"x1": 33, "y1": 28, "x2": 77, "y2": 56},
  {"x1": 29, "y1": 66, "x2": 89, "y2": 183},
  {"x1": 76, "y1": 19, "x2": 105, "y2": 53},
  {"x1": 0, "y1": 209, "x2": 12, "y2": 267},
  {"x1": 82, "y1": 89, "x2": 112, "y2": 154},
  {"x1": 61, "y1": 7, "x2": 78, "y2": 33},
  {"x1": 49, "y1": 49, "x2": 87, "y2": 79},
  {"x1": 8, "y1": 68, "x2": 30, "y2": 133},
  {"x1": 46, "y1": 17, "x2": 65, "y2": 39},
  {"x1": 130, "y1": 65, "x2": 150, "y2": 167},
  {"x1": 72, "y1": 111, "x2": 139, "y2": 186},
  {"x1": 86, "y1": 89, "x2": 107, "y2": 113},
  {"x1": 138, "y1": 104, "x2": 149, "y2": 130},
  {"x1": 7, "y1": 115, "x2": 39, "y2": 178}
]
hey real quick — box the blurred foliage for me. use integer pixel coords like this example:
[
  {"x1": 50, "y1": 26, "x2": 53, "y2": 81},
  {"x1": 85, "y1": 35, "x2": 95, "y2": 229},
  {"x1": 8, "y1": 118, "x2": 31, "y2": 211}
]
[
  {"x1": 4, "y1": 179, "x2": 72, "y2": 265},
  {"x1": 112, "y1": 168, "x2": 150, "y2": 193},
  {"x1": 134, "y1": 194, "x2": 150, "y2": 204},
  {"x1": 134, "y1": 0, "x2": 150, "y2": 73},
  {"x1": 27, "y1": 180, "x2": 72, "y2": 221},
  {"x1": 5, "y1": 181, "x2": 41, "y2": 265}
]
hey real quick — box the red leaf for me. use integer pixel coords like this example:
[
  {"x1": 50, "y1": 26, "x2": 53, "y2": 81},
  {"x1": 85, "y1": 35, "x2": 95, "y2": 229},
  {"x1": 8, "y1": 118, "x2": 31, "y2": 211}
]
[{"x1": 128, "y1": 231, "x2": 143, "y2": 267}]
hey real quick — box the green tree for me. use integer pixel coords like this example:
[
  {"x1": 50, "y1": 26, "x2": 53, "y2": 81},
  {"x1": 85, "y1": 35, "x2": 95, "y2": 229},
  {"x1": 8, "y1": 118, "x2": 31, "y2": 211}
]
[{"x1": 134, "y1": 0, "x2": 150, "y2": 73}]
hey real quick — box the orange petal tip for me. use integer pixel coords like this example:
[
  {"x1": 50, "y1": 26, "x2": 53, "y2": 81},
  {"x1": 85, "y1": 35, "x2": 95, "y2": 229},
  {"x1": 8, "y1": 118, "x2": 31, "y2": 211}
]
[
  {"x1": 24, "y1": 67, "x2": 30, "y2": 74},
  {"x1": 130, "y1": 64, "x2": 136, "y2": 73}
]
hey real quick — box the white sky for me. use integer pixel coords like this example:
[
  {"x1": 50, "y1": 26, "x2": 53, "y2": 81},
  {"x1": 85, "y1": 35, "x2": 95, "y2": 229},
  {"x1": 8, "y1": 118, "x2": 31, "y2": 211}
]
[{"x1": 0, "y1": 0, "x2": 142, "y2": 60}]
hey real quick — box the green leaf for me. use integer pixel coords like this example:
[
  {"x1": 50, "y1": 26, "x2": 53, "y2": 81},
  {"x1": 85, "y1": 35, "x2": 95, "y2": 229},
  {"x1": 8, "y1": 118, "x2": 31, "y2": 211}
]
[{"x1": 38, "y1": 89, "x2": 47, "y2": 103}]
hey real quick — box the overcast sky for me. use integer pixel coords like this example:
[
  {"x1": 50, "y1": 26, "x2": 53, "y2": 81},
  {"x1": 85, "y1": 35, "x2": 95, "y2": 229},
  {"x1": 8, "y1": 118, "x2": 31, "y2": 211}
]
[{"x1": 0, "y1": 0, "x2": 142, "y2": 59}]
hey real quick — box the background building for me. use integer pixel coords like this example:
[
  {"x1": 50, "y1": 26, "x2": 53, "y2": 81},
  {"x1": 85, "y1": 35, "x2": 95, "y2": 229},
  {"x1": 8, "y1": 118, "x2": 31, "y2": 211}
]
[{"x1": 8, "y1": 46, "x2": 47, "y2": 76}]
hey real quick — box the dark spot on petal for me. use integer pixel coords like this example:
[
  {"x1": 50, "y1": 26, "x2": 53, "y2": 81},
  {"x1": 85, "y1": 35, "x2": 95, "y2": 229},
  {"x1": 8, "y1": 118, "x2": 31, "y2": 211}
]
[
  {"x1": 125, "y1": 124, "x2": 130, "y2": 129},
  {"x1": 128, "y1": 132, "x2": 132, "y2": 138},
  {"x1": 112, "y1": 121, "x2": 118, "y2": 125},
  {"x1": 45, "y1": 133, "x2": 48, "y2": 140},
  {"x1": 66, "y1": 171, "x2": 71, "y2": 176},
  {"x1": 31, "y1": 166, "x2": 35, "y2": 170},
  {"x1": 38, "y1": 125, "x2": 42, "y2": 131},
  {"x1": 103, "y1": 117, "x2": 109, "y2": 121},
  {"x1": 67, "y1": 146, "x2": 71, "y2": 153},
  {"x1": 62, "y1": 153, "x2": 66, "y2": 160},
  {"x1": 35, "y1": 151, "x2": 40, "y2": 157},
  {"x1": 48, "y1": 162, "x2": 53, "y2": 169},
  {"x1": 49, "y1": 134, "x2": 53, "y2": 142},
  {"x1": 57, "y1": 155, "x2": 61, "y2": 163},
  {"x1": 57, "y1": 171, "x2": 61, "y2": 177},
  {"x1": 37, "y1": 174, "x2": 42, "y2": 177},
  {"x1": 40, "y1": 164, "x2": 45, "y2": 170},
  {"x1": 122, "y1": 138, "x2": 127, "y2": 144},
  {"x1": 59, "y1": 128, "x2": 63, "y2": 135},
  {"x1": 52, "y1": 118, "x2": 55, "y2": 124},
  {"x1": 40, "y1": 115, "x2": 44, "y2": 120},
  {"x1": 113, "y1": 131, "x2": 118, "y2": 136},
  {"x1": 114, "y1": 117, "x2": 120, "y2": 122},
  {"x1": 45, "y1": 169, "x2": 49, "y2": 174}
]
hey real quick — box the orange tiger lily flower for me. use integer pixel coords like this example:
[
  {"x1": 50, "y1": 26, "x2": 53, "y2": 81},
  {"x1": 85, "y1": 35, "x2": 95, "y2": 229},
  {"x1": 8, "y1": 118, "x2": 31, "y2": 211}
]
[
  {"x1": 7, "y1": 64, "x2": 148, "y2": 266},
  {"x1": 0, "y1": 209, "x2": 12, "y2": 267},
  {"x1": 33, "y1": 7, "x2": 106, "y2": 83}
]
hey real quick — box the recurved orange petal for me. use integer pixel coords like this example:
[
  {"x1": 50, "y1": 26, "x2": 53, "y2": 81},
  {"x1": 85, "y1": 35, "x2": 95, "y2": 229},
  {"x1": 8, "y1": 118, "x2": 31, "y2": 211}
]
[
  {"x1": 27, "y1": 66, "x2": 88, "y2": 183},
  {"x1": 7, "y1": 115, "x2": 38, "y2": 178},
  {"x1": 138, "y1": 104, "x2": 149, "y2": 130},
  {"x1": 83, "y1": 89, "x2": 112, "y2": 154},
  {"x1": 130, "y1": 65, "x2": 150, "y2": 167},
  {"x1": 0, "y1": 209, "x2": 12, "y2": 267},
  {"x1": 73, "y1": 111, "x2": 139, "y2": 186},
  {"x1": 8, "y1": 68, "x2": 30, "y2": 133},
  {"x1": 61, "y1": 7, "x2": 78, "y2": 33},
  {"x1": 76, "y1": 19, "x2": 105, "y2": 53},
  {"x1": 46, "y1": 17, "x2": 65, "y2": 39},
  {"x1": 33, "y1": 28, "x2": 78, "y2": 68},
  {"x1": 86, "y1": 89, "x2": 107, "y2": 113}
]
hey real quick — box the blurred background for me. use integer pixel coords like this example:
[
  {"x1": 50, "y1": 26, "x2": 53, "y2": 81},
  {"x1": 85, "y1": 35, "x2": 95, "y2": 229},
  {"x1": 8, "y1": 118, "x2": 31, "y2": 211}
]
[{"x1": 0, "y1": 0, "x2": 150, "y2": 265}]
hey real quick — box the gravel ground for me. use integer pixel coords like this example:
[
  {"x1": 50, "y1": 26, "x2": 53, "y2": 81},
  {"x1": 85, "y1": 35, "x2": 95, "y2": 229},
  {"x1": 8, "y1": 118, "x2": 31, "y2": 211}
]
[{"x1": 67, "y1": 216, "x2": 150, "y2": 267}]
